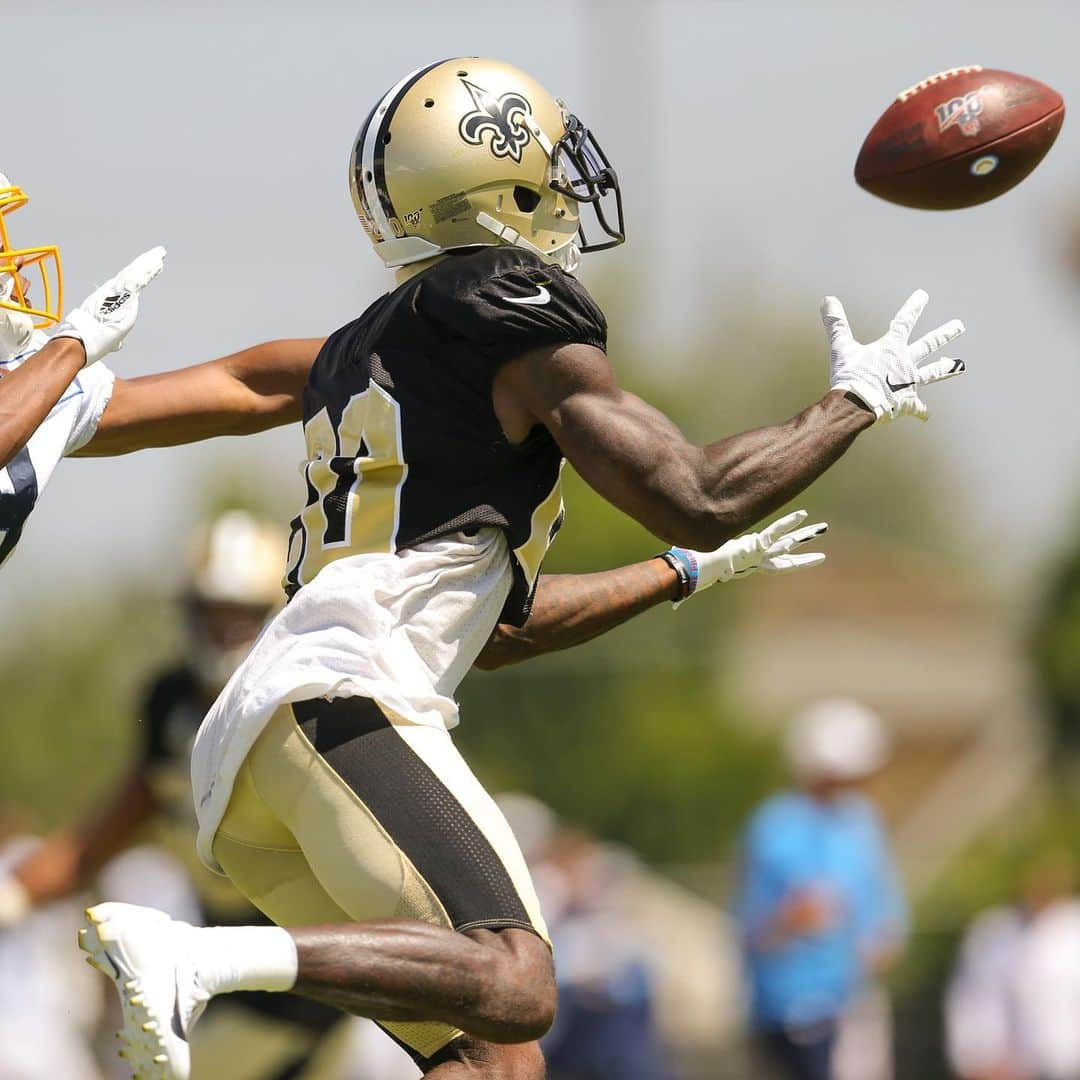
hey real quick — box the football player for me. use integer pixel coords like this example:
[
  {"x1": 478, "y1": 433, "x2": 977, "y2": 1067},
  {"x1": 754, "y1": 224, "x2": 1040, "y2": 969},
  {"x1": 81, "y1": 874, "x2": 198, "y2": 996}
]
[
  {"x1": 0, "y1": 513, "x2": 356, "y2": 1080},
  {"x1": 62, "y1": 58, "x2": 965, "y2": 1080},
  {"x1": 0, "y1": 173, "x2": 164, "y2": 568}
]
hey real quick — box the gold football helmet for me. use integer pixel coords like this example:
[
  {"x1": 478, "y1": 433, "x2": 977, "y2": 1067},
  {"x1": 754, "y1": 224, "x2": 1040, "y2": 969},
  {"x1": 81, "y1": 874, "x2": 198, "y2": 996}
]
[
  {"x1": 349, "y1": 58, "x2": 624, "y2": 272},
  {"x1": 0, "y1": 174, "x2": 63, "y2": 328}
]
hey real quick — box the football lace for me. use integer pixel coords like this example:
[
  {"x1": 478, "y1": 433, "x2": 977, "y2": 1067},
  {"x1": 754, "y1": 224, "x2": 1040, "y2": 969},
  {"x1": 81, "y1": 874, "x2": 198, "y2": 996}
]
[{"x1": 896, "y1": 66, "x2": 984, "y2": 102}]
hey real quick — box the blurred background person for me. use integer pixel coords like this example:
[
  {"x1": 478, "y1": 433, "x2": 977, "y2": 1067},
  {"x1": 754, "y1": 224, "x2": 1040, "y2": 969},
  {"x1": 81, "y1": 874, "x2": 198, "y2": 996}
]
[
  {"x1": 733, "y1": 699, "x2": 907, "y2": 1080},
  {"x1": 498, "y1": 794, "x2": 672, "y2": 1080},
  {"x1": 0, "y1": 807, "x2": 103, "y2": 1080},
  {"x1": 540, "y1": 831, "x2": 670, "y2": 1080},
  {"x1": 0, "y1": 511, "x2": 411, "y2": 1079},
  {"x1": 946, "y1": 850, "x2": 1080, "y2": 1080}
]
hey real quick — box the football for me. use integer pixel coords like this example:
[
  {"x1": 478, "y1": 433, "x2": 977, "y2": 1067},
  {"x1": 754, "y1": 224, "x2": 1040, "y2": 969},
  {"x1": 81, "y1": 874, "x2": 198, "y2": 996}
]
[{"x1": 855, "y1": 66, "x2": 1065, "y2": 209}]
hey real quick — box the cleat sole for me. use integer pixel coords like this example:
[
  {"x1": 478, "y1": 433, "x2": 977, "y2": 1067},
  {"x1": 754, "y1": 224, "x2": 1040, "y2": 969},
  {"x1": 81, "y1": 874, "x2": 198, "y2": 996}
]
[{"x1": 78, "y1": 905, "x2": 182, "y2": 1079}]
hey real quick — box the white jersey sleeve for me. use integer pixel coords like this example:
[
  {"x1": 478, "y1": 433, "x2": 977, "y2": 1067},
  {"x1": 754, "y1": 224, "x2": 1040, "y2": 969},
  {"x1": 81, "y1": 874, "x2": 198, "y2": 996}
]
[
  {"x1": 0, "y1": 340, "x2": 116, "y2": 568},
  {"x1": 62, "y1": 361, "x2": 116, "y2": 455}
]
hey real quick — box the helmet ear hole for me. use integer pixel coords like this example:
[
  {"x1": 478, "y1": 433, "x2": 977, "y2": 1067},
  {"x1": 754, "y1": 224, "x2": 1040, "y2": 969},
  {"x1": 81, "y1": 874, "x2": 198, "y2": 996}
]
[{"x1": 512, "y1": 186, "x2": 541, "y2": 213}]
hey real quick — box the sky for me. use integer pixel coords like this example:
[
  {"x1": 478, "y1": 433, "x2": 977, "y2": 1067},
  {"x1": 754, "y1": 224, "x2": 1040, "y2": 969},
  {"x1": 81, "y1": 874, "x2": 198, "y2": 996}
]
[{"x1": 3, "y1": 0, "x2": 1080, "y2": 624}]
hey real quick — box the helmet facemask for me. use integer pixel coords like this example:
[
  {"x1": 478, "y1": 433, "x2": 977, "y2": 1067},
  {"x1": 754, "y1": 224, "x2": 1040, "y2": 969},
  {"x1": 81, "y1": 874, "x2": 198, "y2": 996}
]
[
  {"x1": 547, "y1": 112, "x2": 625, "y2": 253},
  {"x1": 0, "y1": 180, "x2": 63, "y2": 354},
  {"x1": 475, "y1": 102, "x2": 624, "y2": 271},
  {"x1": 0, "y1": 275, "x2": 35, "y2": 359}
]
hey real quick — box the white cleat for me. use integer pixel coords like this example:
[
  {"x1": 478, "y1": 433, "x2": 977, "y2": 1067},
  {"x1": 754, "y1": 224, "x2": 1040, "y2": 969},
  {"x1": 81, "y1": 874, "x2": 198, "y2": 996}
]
[{"x1": 79, "y1": 902, "x2": 209, "y2": 1080}]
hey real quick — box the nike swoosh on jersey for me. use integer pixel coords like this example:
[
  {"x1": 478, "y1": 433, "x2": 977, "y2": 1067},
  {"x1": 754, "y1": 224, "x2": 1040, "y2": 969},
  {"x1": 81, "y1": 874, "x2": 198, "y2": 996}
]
[{"x1": 504, "y1": 285, "x2": 551, "y2": 307}]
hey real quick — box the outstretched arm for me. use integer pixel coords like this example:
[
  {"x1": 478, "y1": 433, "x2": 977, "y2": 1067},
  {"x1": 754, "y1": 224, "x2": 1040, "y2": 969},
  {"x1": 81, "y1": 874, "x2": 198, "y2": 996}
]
[
  {"x1": 475, "y1": 511, "x2": 826, "y2": 670},
  {"x1": 498, "y1": 342, "x2": 866, "y2": 550},
  {"x1": 476, "y1": 558, "x2": 678, "y2": 670},
  {"x1": 0, "y1": 246, "x2": 167, "y2": 468},
  {"x1": 494, "y1": 291, "x2": 964, "y2": 551},
  {"x1": 0, "y1": 337, "x2": 87, "y2": 469},
  {"x1": 76, "y1": 337, "x2": 321, "y2": 455}
]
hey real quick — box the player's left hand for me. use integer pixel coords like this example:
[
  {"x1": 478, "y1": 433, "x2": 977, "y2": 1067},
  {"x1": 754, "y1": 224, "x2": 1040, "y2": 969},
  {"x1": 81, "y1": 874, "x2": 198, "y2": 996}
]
[
  {"x1": 665, "y1": 510, "x2": 828, "y2": 605},
  {"x1": 823, "y1": 289, "x2": 966, "y2": 422},
  {"x1": 51, "y1": 246, "x2": 166, "y2": 366}
]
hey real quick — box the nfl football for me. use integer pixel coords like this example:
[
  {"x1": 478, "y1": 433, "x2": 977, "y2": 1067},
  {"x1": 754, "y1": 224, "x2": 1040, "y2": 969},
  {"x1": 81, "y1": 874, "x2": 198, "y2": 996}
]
[{"x1": 855, "y1": 66, "x2": 1065, "y2": 209}]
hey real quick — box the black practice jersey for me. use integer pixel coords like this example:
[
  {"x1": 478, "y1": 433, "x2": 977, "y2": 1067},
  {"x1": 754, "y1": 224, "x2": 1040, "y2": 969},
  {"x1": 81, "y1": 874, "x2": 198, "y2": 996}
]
[{"x1": 283, "y1": 246, "x2": 607, "y2": 625}]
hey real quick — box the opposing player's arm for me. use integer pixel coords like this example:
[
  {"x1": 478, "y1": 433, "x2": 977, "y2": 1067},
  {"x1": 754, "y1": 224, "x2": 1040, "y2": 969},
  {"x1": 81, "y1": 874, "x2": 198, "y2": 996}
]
[
  {"x1": 496, "y1": 342, "x2": 870, "y2": 551},
  {"x1": 76, "y1": 338, "x2": 321, "y2": 456},
  {"x1": 0, "y1": 246, "x2": 172, "y2": 467},
  {"x1": 0, "y1": 337, "x2": 87, "y2": 469},
  {"x1": 0, "y1": 772, "x2": 155, "y2": 924}
]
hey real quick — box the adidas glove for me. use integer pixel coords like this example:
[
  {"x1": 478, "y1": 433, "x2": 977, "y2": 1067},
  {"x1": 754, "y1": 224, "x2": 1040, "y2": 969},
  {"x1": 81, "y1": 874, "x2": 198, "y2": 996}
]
[
  {"x1": 52, "y1": 246, "x2": 166, "y2": 367},
  {"x1": 662, "y1": 510, "x2": 828, "y2": 606},
  {"x1": 823, "y1": 289, "x2": 966, "y2": 422}
]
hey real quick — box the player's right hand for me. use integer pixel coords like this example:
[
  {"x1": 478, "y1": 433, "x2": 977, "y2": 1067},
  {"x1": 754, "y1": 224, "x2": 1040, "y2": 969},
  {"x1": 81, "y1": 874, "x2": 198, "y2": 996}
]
[
  {"x1": 51, "y1": 246, "x2": 166, "y2": 367},
  {"x1": 823, "y1": 289, "x2": 966, "y2": 422}
]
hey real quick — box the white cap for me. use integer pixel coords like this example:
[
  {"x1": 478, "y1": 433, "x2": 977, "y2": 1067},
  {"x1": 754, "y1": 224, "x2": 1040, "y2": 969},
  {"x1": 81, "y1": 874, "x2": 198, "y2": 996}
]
[
  {"x1": 188, "y1": 510, "x2": 285, "y2": 607},
  {"x1": 785, "y1": 698, "x2": 890, "y2": 782}
]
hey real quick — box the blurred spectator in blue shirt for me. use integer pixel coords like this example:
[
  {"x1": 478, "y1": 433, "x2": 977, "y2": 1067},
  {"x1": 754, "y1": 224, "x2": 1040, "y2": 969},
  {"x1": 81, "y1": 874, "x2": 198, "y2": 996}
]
[{"x1": 734, "y1": 699, "x2": 908, "y2": 1080}]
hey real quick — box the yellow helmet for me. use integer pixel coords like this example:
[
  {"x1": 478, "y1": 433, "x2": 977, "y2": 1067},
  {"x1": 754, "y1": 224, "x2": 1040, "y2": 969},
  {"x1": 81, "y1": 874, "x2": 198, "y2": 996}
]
[
  {"x1": 0, "y1": 174, "x2": 63, "y2": 329},
  {"x1": 349, "y1": 58, "x2": 624, "y2": 272}
]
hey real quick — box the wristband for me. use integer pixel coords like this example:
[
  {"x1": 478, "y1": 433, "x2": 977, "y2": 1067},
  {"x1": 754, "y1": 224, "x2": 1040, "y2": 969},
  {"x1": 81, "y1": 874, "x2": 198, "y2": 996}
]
[
  {"x1": 667, "y1": 547, "x2": 700, "y2": 595},
  {"x1": 0, "y1": 875, "x2": 31, "y2": 929},
  {"x1": 657, "y1": 548, "x2": 699, "y2": 606},
  {"x1": 657, "y1": 551, "x2": 689, "y2": 600}
]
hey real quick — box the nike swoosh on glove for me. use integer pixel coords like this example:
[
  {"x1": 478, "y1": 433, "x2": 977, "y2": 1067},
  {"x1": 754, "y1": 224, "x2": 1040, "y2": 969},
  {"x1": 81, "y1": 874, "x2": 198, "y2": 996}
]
[
  {"x1": 51, "y1": 246, "x2": 166, "y2": 366},
  {"x1": 823, "y1": 289, "x2": 966, "y2": 422}
]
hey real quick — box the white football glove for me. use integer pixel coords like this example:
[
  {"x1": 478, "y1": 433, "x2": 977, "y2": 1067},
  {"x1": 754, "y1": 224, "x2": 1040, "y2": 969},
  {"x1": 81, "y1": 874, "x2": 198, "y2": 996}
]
[
  {"x1": 663, "y1": 510, "x2": 828, "y2": 605},
  {"x1": 823, "y1": 289, "x2": 966, "y2": 422},
  {"x1": 51, "y1": 246, "x2": 166, "y2": 366}
]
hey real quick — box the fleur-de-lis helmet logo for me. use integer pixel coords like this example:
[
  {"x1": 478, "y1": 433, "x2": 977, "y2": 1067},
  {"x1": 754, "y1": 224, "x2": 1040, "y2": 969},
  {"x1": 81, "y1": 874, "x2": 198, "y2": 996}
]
[{"x1": 458, "y1": 78, "x2": 534, "y2": 164}]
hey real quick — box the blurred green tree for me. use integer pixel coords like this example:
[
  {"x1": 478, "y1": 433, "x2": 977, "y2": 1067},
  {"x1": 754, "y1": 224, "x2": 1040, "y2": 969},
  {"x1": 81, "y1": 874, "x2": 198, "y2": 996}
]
[
  {"x1": 0, "y1": 591, "x2": 174, "y2": 827},
  {"x1": 1032, "y1": 520, "x2": 1080, "y2": 751}
]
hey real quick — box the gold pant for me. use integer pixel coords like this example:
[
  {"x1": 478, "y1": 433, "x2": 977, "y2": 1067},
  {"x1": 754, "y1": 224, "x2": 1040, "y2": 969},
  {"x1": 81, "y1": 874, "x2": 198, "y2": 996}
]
[
  {"x1": 213, "y1": 697, "x2": 548, "y2": 1063},
  {"x1": 190, "y1": 999, "x2": 350, "y2": 1080}
]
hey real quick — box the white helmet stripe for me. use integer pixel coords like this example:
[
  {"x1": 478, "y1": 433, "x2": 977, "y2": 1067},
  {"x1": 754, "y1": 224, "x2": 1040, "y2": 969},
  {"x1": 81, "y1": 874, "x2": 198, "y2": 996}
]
[{"x1": 360, "y1": 61, "x2": 454, "y2": 242}]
